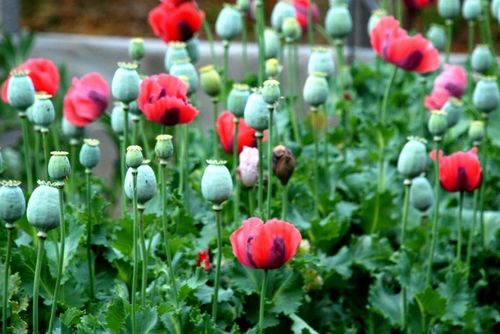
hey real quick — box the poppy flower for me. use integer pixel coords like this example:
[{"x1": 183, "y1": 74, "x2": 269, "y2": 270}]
[
  {"x1": 63, "y1": 73, "x2": 110, "y2": 127},
  {"x1": 196, "y1": 249, "x2": 211, "y2": 272},
  {"x1": 216, "y1": 111, "x2": 257, "y2": 154},
  {"x1": 148, "y1": 0, "x2": 205, "y2": 43},
  {"x1": 370, "y1": 16, "x2": 440, "y2": 73},
  {"x1": 404, "y1": 0, "x2": 436, "y2": 10},
  {"x1": 2, "y1": 58, "x2": 60, "y2": 103},
  {"x1": 425, "y1": 65, "x2": 467, "y2": 109},
  {"x1": 230, "y1": 218, "x2": 302, "y2": 270},
  {"x1": 138, "y1": 74, "x2": 198, "y2": 126},
  {"x1": 430, "y1": 148, "x2": 482, "y2": 193},
  {"x1": 293, "y1": 0, "x2": 319, "y2": 31}
]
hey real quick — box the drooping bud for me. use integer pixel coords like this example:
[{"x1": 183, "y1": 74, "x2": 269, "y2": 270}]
[
  {"x1": 397, "y1": 137, "x2": 428, "y2": 179},
  {"x1": 271, "y1": 0, "x2": 295, "y2": 33},
  {"x1": 27, "y1": 181, "x2": 60, "y2": 233},
  {"x1": 303, "y1": 72, "x2": 329, "y2": 108},
  {"x1": 0, "y1": 180, "x2": 25, "y2": 224},
  {"x1": 129, "y1": 38, "x2": 145, "y2": 62},
  {"x1": 468, "y1": 120, "x2": 485, "y2": 144},
  {"x1": 272, "y1": 145, "x2": 296, "y2": 185},
  {"x1": 237, "y1": 146, "x2": 259, "y2": 187},
  {"x1": 462, "y1": 0, "x2": 482, "y2": 21},
  {"x1": 170, "y1": 58, "x2": 199, "y2": 95},
  {"x1": 471, "y1": 45, "x2": 493, "y2": 74},
  {"x1": 7, "y1": 70, "x2": 35, "y2": 110},
  {"x1": 442, "y1": 98, "x2": 463, "y2": 127},
  {"x1": 428, "y1": 110, "x2": 449, "y2": 138},
  {"x1": 410, "y1": 176, "x2": 434, "y2": 213},
  {"x1": 426, "y1": 24, "x2": 447, "y2": 51},
  {"x1": 111, "y1": 62, "x2": 140, "y2": 103},
  {"x1": 265, "y1": 58, "x2": 282, "y2": 79},
  {"x1": 32, "y1": 94, "x2": 56, "y2": 129},
  {"x1": 79, "y1": 139, "x2": 101, "y2": 170},
  {"x1": 438, "y1": 0, "x2": 460, "y2": 19},
  {"x1": 215, "y1": 5, "x2": 243, "y2": 41},
  {"x1": 282, "y1": 17, "x2": 302, "y2": 42},
  {"x1": 201, "y1": 160, "x2": 233, "y2": 205},
  {"x1": 244, "y1": 90, "x2": 269, "y2": 131},
  {"x1": 367, "y1": 9, "x2": 386, "y2": 34},
  {"x1": 262, "y1": 80, "x2": 281, "y2": 105},
  {"x1": 472, "y1": 76, "x2": 500, "y2": 113},
  {"x1": 308, "y1": 47, "x2": 335, "y2": 78},
  {"x1": 228, "y1": 84, "x2": 250, "y2": 118},
  {"x1": 155, "y1": 134, "x2": 174, "y2": 162},
  {"x1": 165, "y1": 42, "x2": 189, "y2": 72},
  {"x1": 325, "y1": 4, "x2": 353, "y2": 40},
  {"x1": 264, "y1": 29, "x2": 281, "y2": 60},
  {"x1": 48, "y1": 151, "x2": 71, "y2": 182},
  {"x1": 126, "y1": 145, "x2": 144, "y2": 169},
  {"x1": 124, "y1": 161, "x2": 157, "y2": 205},
  {"x1": 200, "y1": 65, "x2": 222, "y2": 98}
]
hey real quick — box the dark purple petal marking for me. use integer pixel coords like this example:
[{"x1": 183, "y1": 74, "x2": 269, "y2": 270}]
[
  {"x1": 178, "y1": 21, "x2": 194, "y2": 41},
  {"x1": 160, "y1": 107, "x2": 180, "y2": 126},
  {"x1": 457, "y1": 166, "x2": 468, "y2": 192},
  {"x1": 397, "y1": 50, "x2": 423, "y2": 71},
  {"x1": 88, "y1": 90, "x2": 108, "y2": 111},
  {"x1": 266, "y1": 237, "x2": 286, "y2": 269},
  {"x1": 246, "y1": 235, "x2": 257, "y2": 268}
]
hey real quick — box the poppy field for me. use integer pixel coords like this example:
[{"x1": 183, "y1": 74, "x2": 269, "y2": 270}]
[{"x1": 1, "y1": 0, "x2": 500, "y2": 333}]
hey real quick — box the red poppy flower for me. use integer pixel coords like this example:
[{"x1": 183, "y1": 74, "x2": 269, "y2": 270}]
[
  {"x1": 63, "y1": 73, "x2": 109, "y2": 127},
  {"x1": 2, "y1": 58, "x2": 60, "y2": 103},
  {"x1": 370, "y1": 16, "x2": 440, "y2": 73},
  {"x1": 430, "y1": 148, "x2": 482, "y2": 193},
  {"x1": 404, "y1": 0, "x2": 436, "y2": 10},
  {"x1": 293, "y1": 0, "x2": 319, "y2": 31},
  {"x1": 148, "y1": 0, "x2": 205, "y2": 43},
  {"x1": 196, "y1": 249, "x2": 211, "y2": 271},
  {"x1": 216, "y1": 111, "x2": 257, "y2": 154},
  {"x1": 138, "y1": 74, "x2": 198, "y2": 126},
  {"x1": 230, "y1": 218, "x2": 302, "y2": 270},
  {"x1": 425, "y1": 65, "x2": 467, "y2": 109}
]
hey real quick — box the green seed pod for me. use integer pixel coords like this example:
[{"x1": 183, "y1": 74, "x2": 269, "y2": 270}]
[
  {"x1": 155, "y1": 134, "x2": 174, "y2": 162},
  {"x1": 438, "y1": 0, "x2": 460, "y2": 19},
  {"x1": 170, "y1": 58, "x2": 199, "y2": 95},
  {"x1": 428, "y1": 110, "x2": 449, "y2": 137},
  {"x1": 27, "y1": 181, "x2": 60, "y2": 233},
  {"x1": 397, "y1": 137, "x2": 428, "y2": 179},
  {"x1": 271, "y1": 0, "x2": 295, "y2": 33},
  {"x1": 129, "y1": 99, "x2": 142, "y2": 116},
  {"x1": 7, "y1": 70, "x2": 35, "y2": 110},
  {"x1": 264, "y1": 28, "x2": 281, "y2": 60},
  {"x1": 282, "y1": 17, "x2": 302, "y2": 42},
  {"x1": 462, "y1": 0, "x2": 482, "y2": 20},
  {"x1": 0, "y1": 180, "x2": 26, "y2": 224},
  {"x1": 442, "y1": 98, "x2": 463, "y2": 127},
  {"x1": 236, "y1": 0, "x2": 250, "y2": 12},
  {"x1": 111, "y1": 102, "x2": 132, "y2": 135},
  {"x1": 473, "y1": 76, "x2": 500, "y2": 113},
  {"x1": 262, "y1": 79, "x2": 281, "y2": 105},
  {"x1": 62, "y1": 117, "x2": 84, "y2": 139},
  {"x1": 48, "y1": 151, "x2": 70, "y2": 181},
  {"x1": 493, "y1": 0, "x2": 500, "y2": 16},
  {"x1": 325, "y1": 5, "x2": 353, "y2": 40},
  {"x1": 308, "y1": 47, "x2": 335, "y2": 78},
  {"x1": 410, "y1": 176, "x2": 434, "y2": 213},
  {"x1": 126, "y1": 145, "x2": 144, "y2": 169},
  {"x1": 471, "y1": 45, "x2": 493, "y2": 74},
  {"x1": 265, "y1": 58, "x2": 282, "y2": 79},
  {"x1": 426, "y1": 24, "x2": 447, "y2": 51},
  {"x1": 165, "y1": 42, "x2": 189, "y2": 72},
  {"x1": 201, "y1": 160, "x2": 233, "y2": 205},
  {"x1": 216, "y1": 5, "x2": 243, "y2": 41},
  {"x1": 129, "y1": 38, "x2": 145, "y2": 62},
  {"x1": 186, "y1": 37, "x2": 200, "y2": 64},
  {"x1": 303, "y1": 72, "x2": 329, "y2": 107},
  {"x1": 32, "y1": 94, "x2": 55, "y2": 129},
  {"x1": 200, "y1": 65, "x2": 222, "y2": 98},
  {"x1": 244, "y1": 90, "x2": 269, "y2": 131},
  {"x1": 367, "y1": 9, "x2": 386, "y2": 34},
  {"x1": 124, "y1": 161, "x2": 157, "y2": 205},
  {"x1": 111, "y1": 62, "x2": 140, "y2": 103},
  {"x1": 468, "y1": 120, "x2": 485, "y2": 144},
  {"x1": 79, "y1": 139, "x2": 101, "y2": 170},
  {"x1": 228, "y1": 84, "x2": 250, "y2": 117}
]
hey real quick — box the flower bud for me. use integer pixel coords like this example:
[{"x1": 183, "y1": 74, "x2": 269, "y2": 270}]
[
  {"x1": 125, "y1": 161, "x2": 157, "y2": 205},
  {"x1": 79, "y1": 139, "x2": 101, "y2": 170},
  {"x1": 438, "y1": 0, "x2": 460, "y2": 19},
  {"x1": 282, "y1": 17, "x2": 302, "y2": 42},
  {"x1": 271, "y1": 0, "x2": 295, "y2": 32},
  {"x1": 237, "y1": 146, "x2": 259, "y2": 187},
  {"x1": 0, "y1": 180, "x2": 25, "y2": 224},
  {"x1": 126, "y1": 145, "x2": 144, "y2": 169},
  {"x1": 236, "y1": 0, "x2": 250, "y2": 12},
  {"x1": 155, "y1": 134, "x2": 174, "y2": 162},
  {"x1": 111, "y1": 102, "x2": 132, "y2": 135},
  {"x1": 472, "y1": 76, "x2": 500, "y2": 113},
  {"x1": 367, "y1": 9, "x2": 386, "y2": 34},
  {"x1": 32, "y1": 94, "x2": 55, "y2": 129},
  {"x1": 471, "y1": 45, "x2": 493, "y2": 74},
  {"x1": 228, "y1": 84, "x2": 250, "y2": 118},
  {"x1": 264, "y1": 29, "x2": 281, "y2": 59},
  {"x1": 428, "y1": 110, "x2": 449, "y2": 137},
  {"x1": 426, "y1": 24, "x2": 447, "y2": 51},
  {"x1": 186, "y1": 37, "x2": 200, "y2": 64},
  {"x1": 262, "y1": 80, "x2": 281, "y2": 105},
  {"x1": 129, "y1": 38, "x2": 145, "y2": 62},
  {"x1": 410, "y1": 176, "x2": 434, "y2": 213},
  {"x1": 303, "y1": 72, "x2": 329, "y2": 108},
  {"x1": 201, "y1": 160, "x2": 233, "y2": 205},
  {"x1": 299, "y1": 239, "x2": 311, "y2": 254},
  {"x1": 265, "y1": 58, "x2": 282, "y2": 79},
  {"x1": 325, "y1": 5, "x2": 353, "y2": 40},
  {"x1": 462, "y1": 0, "x2": 482, "y2": 20},
  {"x1": 272, "y1": 145, "x2": 296, "y2": 185},
  {"x1": 244, "y1": 91, "x2": 269, "y2": 131},
  {"x1": 468, "y1": 120, "x2": 485, "y2": 144},
  {"x1": 170, "y1": 58, "x2": 199, "y2": 95},
  {"x1": 27, "y1": 181, "x2": 60, "y2": 233},
  {"x1": 200, "y1": 65, "x2": 222, "y2": 98},
  {"x1": 308, "y1": 47, "x2": 335, "y2": 78},
  {"x1": 48, "y1": 151, "x2": 70, "y2": 181},
  {"x1": 62, "y1": 117, "x2": 84, "y2": 139},
  {"x1": 7, "y1": 70, "x2": 35, "y2": 110},
  {"x1": 165, "y1": 42, "x2": 189, "y2": 72},
  {"x1": 442, "y1": 98, "x2": 463, "y2": 127},
  {"x1": 397, "y1": 137, "x2": 428, "y2": 179},
  {"x1": 216, "y1": 5, "x2": 243, "y2": 41},
  {"x1": 111, "y1": 62, "x2": 140, "y2": 103}
]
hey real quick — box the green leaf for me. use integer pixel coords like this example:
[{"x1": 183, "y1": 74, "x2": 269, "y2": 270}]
[
  {"x1": 61, "y1": 307, "x2": 85, "y2": 326},
  {"x1": 106, "y1": 298, "x2": 128, "y2": 334},
  {"x1": 438, "y1": 267, "x2": 470, "y2": 324},
  {"x1": 270, "y1": 269, "x2": 304, "y2": 316},
  {"x1": 123, "y1": 306, "x2": 158, "y2": 334},
  {"x1": 323, "y1": 246, "x2": 352, "y2": 279},
  {"x1": 290, "y1": 313, "x2": 320, "y2": 334},
  {"x1": 352, "y1": 236, "x2": 393, "y2": 271},
  {"x1": 195, "y1": 285, "x2": 234, "y2": 304},
  {"x1": 368, "y1": 275, "x2": 402, "y2": 327},
  {"x1": 415, "y1": 287, "x2": 446, "y2": 318}
]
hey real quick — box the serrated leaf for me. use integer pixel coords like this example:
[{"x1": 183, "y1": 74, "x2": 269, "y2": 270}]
[
  {"x1": 352, "y1": 236, "x2": 393, "y2": 271},
  {"x1": 415, "y1": 287, "x2": 446, "y2": 318},
  {"x1": 270, "y1": 269, "x2": 303, "y2": 315},
  {"x1": 229, "y1": 263, "x2": 260, "y2": 295},
  {"x1": 438, "y1": 268, "x2": 469, "y2": 324},
  {"x1": 290, "y1": 313, "x2": 320, "y2": 334},
  {"x1": 323, "y1": 246, "x2": 352, "y2": 279},
  {"x1": 368, "y1": 275, "x2": 402, "y2": 327},
  {"x1": 123, "y1": 306, "x2": 158, "y2": 334},
  {"x1": 106, "y1": 298, "x2": 127, "y2": 334},
  {"x1": 61, "y1": 307, "x2": 85, "y2": 326},
  {"x1": 195, "y1": 285, "x2": 234, "y2": 304}
]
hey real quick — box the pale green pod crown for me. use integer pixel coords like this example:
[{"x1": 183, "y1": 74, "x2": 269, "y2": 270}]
[
  {"x1": 428, "y1": 110, "x2": 449, "y2": 137},
  {"x1": 126, "y1": 145, "x2": 144, "y2": 169},
  {"x1": 48, "y1": 151, "x2": 71, "y2": 181},
  {"x1": 170, "y1": 58, "x2": 199, "y2": 95},
  {"x1": 244, "y1": 90, "x2": 269, "y2": 131},
  {"x1": 303, "y1": 72, "x2": 329, "y2": 108},
  {"x1": 201, "y1": 160, "x2": 233, "y2": 205},
  {"x1": 111, "y1": 62, "x2": 140, "y2": 103},
  {"x1": 0, "y1": 180, "x2": 26, "y2": 224},
  {"x1": 129, "y1": 38, "x2": 145, "y2": 62},
  {"x1": 7, "y1": 70, "x2": 35, "y2": 110},
  {"x1": 27, "y1": 181, "x2": 60, "y2": 233},
  {"x1": 124, "y1": 161, "x2": 157, "y2": 205},
  {"x1": 438, "y1": 0, "x2": 460, "y2": 19},
  {"x1": 32, "y1": 94, "x2": 56, "y2": 128},
  {"x1": 79, "y1": 139, "x2": 101, "y2": 170},
  {"x1": 216, "y1": 4, "x2": 243, "y2": 41},
  {"x1": 228, "y1": 84, "x2": 250, "y2": 118},
  {"x1": 325, "y1": 5, "x2": 353, "y2": 40},
  {"x1": 165, "y1": 42, "x2": 189, "y2": 72},
  {"x1": 473, "y1": 76, "x2": 500, "y2": 113},
  {"x1": 410, "y1": 176, "x2": 434, "y2": 213},
  {"x1": 397, "y1": 137, "x2": 428, "y2": 179}
]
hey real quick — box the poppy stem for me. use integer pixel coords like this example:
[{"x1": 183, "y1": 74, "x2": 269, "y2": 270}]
[
  {"x1": 69, "y1": 139, "x2": 78, "y2": 200},
  {"x1": 212, "y1": 205, "x2": 223, "y2": 322},
  {"x1": 34, "y1": 127, "x2": 41, "y2": 181},
  {"x1": 131, "y1": 169, "x2": 138, "y2": 334},
  {"x1": 266, "y1": 105, "x2": 274, "y2": 220},
  {"x1": 256, "y1": 132, "x2": 264, "y2": 218},
  {"x1": 255, "y1": 0, "x2": 266, "y2": 85},
  {"x1": 287, "y1": 41, "x2": 301, "y2": 144},
  {"x1": 466, "y1": 190, "x2": 479, "y2": 273},
  {"x1": 132, "y1": 117, "x2": 139, "y2": 146},
  {"x1": 307, "y1": 1, "x2": 314, "y2": 46},
  {"x1": 445, "y1": 19, "x2": 453, "y2": 64},
  {"x1": 223, "y1": 40, "x2": 230, "y2": 109},
  {"x1": 479, "y1": 118, "x2": 489, "y2": 249},
  {"x1": 2, "y1": 226, "x2": 13, "y2": 333},
  {"x1": 426, "y1": 138, "x2": 441, "y2": 285},
  {"x1": 258, "y1": 269, "x2": 268, "y2": 334},
  {"x1": 467, "y1": 21, "x2": 475, "y2": 64},
  {"x1": 456, "y1": 191, "x2": 464, "y2": 262},
  {"x1": 241, "y1": 12, "x2": 248, "y2": 75},
  {"x1": 396, "y1": 0, "x2": 402, "y2": 24},
  {"x1": 249, "y1": 186, "x2": 255, "y2": 214},
  {"x1": 179, "y1": 125, "x2": 187, "y2": 201},
  {"x1": 212, "y1": 98, "x2": 219, "y2": 159},
  {"x1": 139, "y1": 208, "x2": 147, "y2": 304},
  {"x1": 479, "y1": 0, "x2": 497, "y2": 73},
  {"x1": 41, "y1": 129, "x2": 50, "y2": 179},
  {"x1": 19, "y1": 112, "x2": 33, "y2": 193},
  {"x1": 202, "y1": 20, "x2": 216, "y2": 65},
  {"x1": 140, "y1": 118, "x2": 152, "y2": 160},
  {"x1": 281, "y1": 184, "x2": 288, "y2": 220},
  {"x1": 312, "y1": 107, "x2": 320, "y2": 218},
  {"x1": 400, "y1": 179, "x2": 411, "y2": 330},
  {"x1": 32, "y1": 233, "x2": 45, "y2": 334},
  {"x1": 120, "y1": 136, "x2": 127, "y2": 217},
  {"x1": 233, "y1": 117, "x2": 240, "y2": 223}
]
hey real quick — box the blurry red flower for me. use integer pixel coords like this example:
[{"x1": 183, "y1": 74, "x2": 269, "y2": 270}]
[
  {"x1": 404, "y1": 0, "x2": 436, "y2": 10},
  {"x1": 197, "y1": 249, "x2": 211, "y2": 271},
  {"x1": 430, "y1": 148, "x2": 482, "y2": 193},
  {"x1": 293, "y1": 0, "x2": 319, "y2": 31},
  {"x1": 230, "y1": 218, "x2": 302, "y2": 270},
  {"x1": 148, "y1": 0, "x2": 205, "y2": 43},
  {"x1": 63, "y1": 73, "x2": 109, "y2": 127},
  {"x1": 370, "y1": 16, "x2": 439, "y2": 73},
  {"x1": 425, "y1": 65, "x2": 467, "y2": 109},
  {"x1": 138, "y1": 74, "x2": 198, "y2": 126},
  {"x1": 216, "y1": 111, "x2": 257, "y2": 154},
  {"x1": 2, "y1": 58, "x2": 60, "y2": 103}
]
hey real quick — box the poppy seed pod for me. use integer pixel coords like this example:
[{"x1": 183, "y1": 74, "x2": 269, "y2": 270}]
[
  {"x1": 124, "y1": 161, "x2": 157, "y2": 205},
  {"x1": 7, "y1": 70, "x2": 35, "y2": 110},
  {"x1": 367, "y1": 9, "x2": 386, "y2": 34},
  {"x1": 426, "y1": 24, "x2": 447, "y2": 51},
  {"x1": 265, "y1": 58, "x2": 282, "y2": 78},
  {"x1": 62, "y1": 117, "x2": 84, "y2": 139},
  {"x1": 165, "y1": 42, "x2": 189, "y2": 72},
  {"x1": 264, "y1": 29, "x2": 281, "y2": 59},
  {"x1": 128, "y1": 100, "x2": 141, "y2": 116},
  {"x1": 303, "y1": 72, "x2": 329, "y2": 107},
  {"x1": 438, "y1": 0, "x2": 460, "y2": 19},
  {"x1": 129, "y1": 38, "x2": 145, "y2": 62},
  {"x1": 262, "y1": 80, "x2": 281, "y2": 105},
  {"x1": 32, "y1": 94, "x2": 56, "y2": 129},
  {"x1": 397, "y1": 137, "x2": 428, "y2": 179},
  {"x1": 244, "y1": 91, "x2": 269, "y2": 131},
  {"x1": 170, "y1": 58, "x2": 199, "y2": 95},
  {"x1": 79, "y1": 139, "x2": 101, "y2": 170},
  {"x1": 155, "y1": 134, "x2": 174, "y2": 162},
  {"x1": 442, "y1": 98, "x2": 463, "y2": 127},
  {"x1": 27, "y1": 181, "x2": 60, "y2": 233},
  {"x1": 0, "y1": 180, "x2": 26, "y2": 224},
  {"x1": 493, "y1": 0, "x2": 500, "y2": 16},
  {"x1": 111, "y1": 62, "x2": 140, "y2": 103},
  {"x1": 126, "y1": 145, "x2": 144, "y2": 169},
  {"x1": 272, "y1": 145, "x2": 296, "y2": 185},
  {"x1": 111, "y1": 102, "x2": 132, "y2": 135},
  {"x1": 228, "y1": 84, "x2": 250, "y2": 118},
  {"x1": 325, "y1": 5, "x2": 353, "y2": 40},
  {"x1": 473, "y1": 77, "x2": 500, "y2": 113},
  {"x1": 462, "y1": 0, "x2": 482, "y2": 20},
  {"x1": 216, "y1": 5, "x2": 243, "y2": 41},
  {"x1": 271, "y1": 0, "x2": 295, "y2": 32},
  {"x1": 48, "y1": 151, "x2": 71, "y2": 181},
  {"x1": 201, "y1": 160, "x2": 233, "y2": 205},
  {"x1": 186, "y1": 37, "x2": 200, "y2": 64},
  {"x1": 410, "y1": 176, "x2": 434, "y2": 213},
  {"x1": 428, "y1": 110, "x2": 449, "y2": 137},
  {"x1": 282, "y1": 17, "x2": 302, "y2": 42},
  {"x1": 471, "y1": 45, "x2": 493, "y2": 74},
  {"x1": 468, "y1": 120, "x2": 485, "y2": 144},
  {"x1": 308, "y1": 48, "x2": 335, "y2": 78},
  {"x1": 200, "y1": 65, "x2": 222, "y2": 98}
]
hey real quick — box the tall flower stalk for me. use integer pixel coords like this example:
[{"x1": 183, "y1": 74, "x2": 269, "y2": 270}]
[
  {"x1": 445, "y1": 19, "x2": 453, "y2": 63},
  {"x1": 400, "y1": 179, "x2": 411, "y2": 330},
  {"x1": 258, "y1": 270, "x2": 268, "y2": 334},
  {"x1": 233, "y1": 117, "x2": 240, "y2": 222},
  {"x1": 426, "y1": 139, "x2": 441, "y2": 285},
  {"x1": 456, "y1": 191, "x2": 465, "y2": 262},
  {"x1": 32, "y1": 233, "x2": 45, "y2": 334},
  {"x1": 256, "y1": 131, "x2": 264, "y2": 216}
]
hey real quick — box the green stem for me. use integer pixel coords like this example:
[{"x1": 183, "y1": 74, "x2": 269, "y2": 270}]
[
  {"x1": 287, "y1": 42, "x2": 301, "y2": 144},
  {"x1": 202, "y1": 20, "x2": 216, "y2": 65},
  {"x1": 480, "y1": 0, "x2": 497, "y2": 72},
  {"x1": 140, "y1": 118, "x2": 152, "y2": 159},
  {"x1": 69, "y1": 140, "x2": 78, "y2": 198},
  {"x1": 426, "y1": 139, "x2": 441, "y2": 285},
  {"x1": 281, "y1": 184, "x2": 288, "y2": 220},
  {"x1": 120, "y1": 136, "x2": 127, "y2": 217},
  {"x1": 400, "y1": 181, "x2": 411, "y2": 331},
  {"x1": 466, "y1": 190, "x2": 479, "y2": 272},
  {"x1": 2, "y1": 227, "x2": 13, "y2": 333},
  {"x1": 32, "y1": 235, "x2": 45, "y2": 334},
  {"x1": 179, "y1": 125, "x2": 187, "y2": 199},
  {"x1": 313, "y1": 108, "x2": 319, "y2": 217},
  {"x1": 241, "y1": 13, "x2": 248, "y2": 75},
  {"x1": 479, "y1": 119, "x2": 489, "y2": 249},
  {"x1": 256, "y1": 0, "x2": 265, "y2": 84},
  {"x1": 233, "y1": 117, "x2": 240, "y2": 223},
  {"x1": 396, "y1": 0, "x2": 402, "y2": 23},
  {"x1": 456, "y1": 191, "x2": 464, "y2": 262},
  {"x1": 445, "y1": 19, "x2": 453, "y2": 64},
  {"x1": 335, "y1": 40, "x2": 345, "y2": 97},
  {"x1": 139, "y1": 209, "x2": 147, "y2": 304},
  {"x1": 123, "y1": 103, "x2": 129, "y2": 151},
  {"x1": 266, "y1": 106, "x2": 274, "y2": 220},
  {"x1": 212, "y1": 99, "x2": 219, "y2": 159},
  {"x1": 34, "y1": 128, "x2": 40, "y2": 181},
  {"x1": 212, "y1": 206, "x2": 223, "y2": 322},
  {"x1": 307, "y1": 1, "x2": 314, "y2": 46},
  {"x1": 249, "y1": 186, "x2": 255, "y2": 214},
  {"x1": 86, "y1": 170, "x2": 95, "y2": 300},
  {"x1": 223, "y1": 41, "x2": 229, "y2": 109},
  {"x1": 132, "y1": 117, "x2": 139, "y2": 145},
  {"x1": 41, "y1": 129, "x2": 50, "y2": 179},
  {"x1": 257, "y1": 132, "x2": 264, "y2": 217},
  {"x1": 258, "y1": 270, "x2": 268, "y2": 334},
  {"x1": 380, "y1": 66, "x2": 398, "y2": 127},
  {"x1": 19, "y1": 113, "x2": 33, "y2": 192},
  {"x1": 131, "y1": 170, "x2": 138, "y2": 334},
  {"x1": 468, "y1": 21, "x2": 475, "y2": 64}
]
